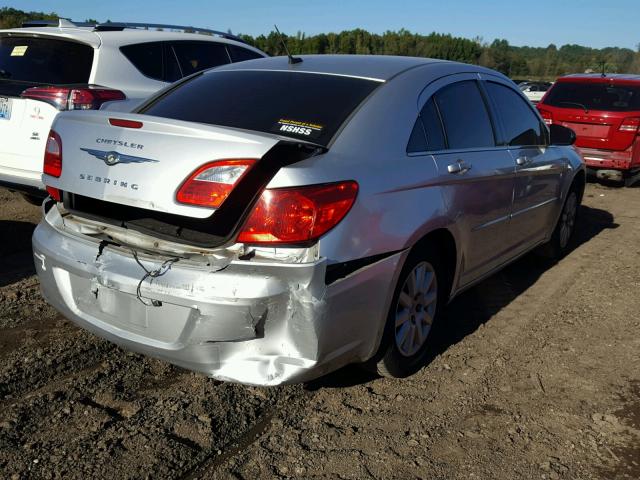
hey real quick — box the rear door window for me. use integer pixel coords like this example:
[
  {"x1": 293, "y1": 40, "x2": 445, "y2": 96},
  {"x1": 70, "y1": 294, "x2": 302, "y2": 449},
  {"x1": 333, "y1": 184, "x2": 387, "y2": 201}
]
[
  {"x1": 0, "y1": 36, "x2": 93, "y2": 87},
  {"x1": 485, "y1": 82, "x2": 545, "y2": 146},
  {"x1": 120, "y1": 42, "x2": 163, "y2": 81},
  {"x1": 170, "y1": 41, "x2": 230, "y2": 77},
  {"x1": 544, "y1": 82, "x2": 640, "y2": 111},
  {"x1": 227, "y1": 45, "x2": 264, "y2": 62},
  {"x1": 142, "y1": 70, "x2": 380, "y2": 146},
  {"x1": 434, "y1": 80, "x2": 495, "y2": 149},
  {"x1": 163, "y1": 44, "x2": 183, "y2": 83}
]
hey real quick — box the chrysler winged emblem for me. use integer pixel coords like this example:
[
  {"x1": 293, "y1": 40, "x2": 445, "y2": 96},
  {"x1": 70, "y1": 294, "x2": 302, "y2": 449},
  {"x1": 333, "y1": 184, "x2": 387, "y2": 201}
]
[{"x1": 81, "y1": 148, "x2": 158, "y2": 166}]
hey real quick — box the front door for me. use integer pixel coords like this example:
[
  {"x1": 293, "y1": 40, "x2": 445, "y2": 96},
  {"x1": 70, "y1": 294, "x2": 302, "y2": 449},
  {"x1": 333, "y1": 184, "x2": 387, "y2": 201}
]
[{"x1": 483, "y1": 79, "x2": 564, "y2": 252}]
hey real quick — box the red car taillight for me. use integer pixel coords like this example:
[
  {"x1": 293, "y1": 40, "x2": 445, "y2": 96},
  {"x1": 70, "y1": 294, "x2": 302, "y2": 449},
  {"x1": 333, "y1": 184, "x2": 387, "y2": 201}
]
[
  {"x1": 619, "y1": 117, "x2": 640, "y2": 133},
  {"x1": 538, "y1": 108, "x2": 553, "y2": 125},
  {"x1": 43, "y1": 130, "x2": 62, "y2": 178},
  {"x1": 21, "y1": 86, "x2": 126, "y2": 111},
  {"x1": 237, "y1": 181, "x2": 359, "y2": 245},
  {"x1": 176, "y1": 159, "x2": 256, "y2": 209}
]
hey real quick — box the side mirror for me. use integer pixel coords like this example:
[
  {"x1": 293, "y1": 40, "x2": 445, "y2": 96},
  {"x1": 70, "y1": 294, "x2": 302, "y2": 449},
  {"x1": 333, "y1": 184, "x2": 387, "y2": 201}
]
[{"x1": 549, "y1": 124, "x2": 576, "y2": 146}]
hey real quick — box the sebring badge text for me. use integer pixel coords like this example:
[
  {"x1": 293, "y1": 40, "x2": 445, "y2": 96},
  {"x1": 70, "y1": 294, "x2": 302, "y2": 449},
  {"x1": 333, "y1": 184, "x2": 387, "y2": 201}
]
[{"x1": 78, "y1": 173, "x2": 139, "y2": 190}]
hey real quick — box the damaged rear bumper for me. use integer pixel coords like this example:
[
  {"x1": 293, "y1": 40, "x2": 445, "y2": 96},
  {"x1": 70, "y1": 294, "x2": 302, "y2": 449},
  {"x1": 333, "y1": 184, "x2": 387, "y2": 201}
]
[{"x1": 32, "y1": 210, "x2": 405, "y2": 386}]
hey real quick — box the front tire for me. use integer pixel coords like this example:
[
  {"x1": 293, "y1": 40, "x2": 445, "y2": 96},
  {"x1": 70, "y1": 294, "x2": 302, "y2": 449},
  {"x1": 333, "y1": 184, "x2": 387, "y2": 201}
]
[
  {"x1": 373, "y1": 247, "x2": 443, "y2": 378},
  {"x1": 541, "y1": 188, "x2": 580, "y2": 259}
]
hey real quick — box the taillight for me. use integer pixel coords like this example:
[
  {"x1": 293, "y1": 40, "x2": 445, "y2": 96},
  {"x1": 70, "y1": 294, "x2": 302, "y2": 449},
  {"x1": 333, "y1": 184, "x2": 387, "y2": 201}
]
[
  {"x1": 237, "y1": 181, "x2": 359, "y2": 245},
  {"x1": 176, "y1": 159, "x2": 255, "y2": 208},
  {"x1": 538, "y1": 108, "x2": 553, "y2": 125},
  {"x1": 21, "y1": 86, "x2": 126, "y2": 111},
  {"x1": 619, "y1": 117, "x2": 640, "y2": 133},
  {"x1": 43, "y1": 130, "x2": 62, "y2": 178},
  {"x1": 46, "y1": 186, "x2": 61, "y2": 201}
]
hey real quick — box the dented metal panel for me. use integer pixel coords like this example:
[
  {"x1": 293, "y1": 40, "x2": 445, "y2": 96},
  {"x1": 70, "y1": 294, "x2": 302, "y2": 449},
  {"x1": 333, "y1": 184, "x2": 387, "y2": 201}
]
[{"x1": 33, "y1": 204, "x2": 403, "y2": 385}]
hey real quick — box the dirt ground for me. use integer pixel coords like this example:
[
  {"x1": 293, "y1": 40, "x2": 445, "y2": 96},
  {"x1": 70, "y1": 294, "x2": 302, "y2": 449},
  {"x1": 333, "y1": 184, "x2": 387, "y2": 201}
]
[{"x1": 0, "y1": 183, "x2": 638, "y2": 480}]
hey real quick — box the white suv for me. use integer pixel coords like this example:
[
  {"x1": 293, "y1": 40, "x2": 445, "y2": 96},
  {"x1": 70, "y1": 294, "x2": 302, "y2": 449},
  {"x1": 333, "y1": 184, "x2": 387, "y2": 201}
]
[{"x1": 0, "y1": 19, "x2": 266, "y2": 201}]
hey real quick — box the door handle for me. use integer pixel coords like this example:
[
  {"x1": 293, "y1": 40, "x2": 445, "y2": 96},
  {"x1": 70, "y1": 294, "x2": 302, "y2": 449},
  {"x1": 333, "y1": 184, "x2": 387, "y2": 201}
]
[
  {"x1": 516, "y1": 156, "x2": 532, "y2": 166},
  {"x1": 447, "y1": 160, "x2": 472, "y2": 174}
]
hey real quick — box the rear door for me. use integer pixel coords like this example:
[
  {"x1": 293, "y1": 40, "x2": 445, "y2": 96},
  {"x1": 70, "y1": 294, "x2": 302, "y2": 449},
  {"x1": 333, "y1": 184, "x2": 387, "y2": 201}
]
[
  {"x1": 0, "y1": 35, "x2": 94, "y2": 186},
  {"x1": 416, "y1": 76, "x2": 516, "y2": 286},
  {"x1": 539, "y1": 81, "x2": 640, "y2": 151},
  {"x1": 484, "y1": 78, "x2": 564, "y2": 251}
]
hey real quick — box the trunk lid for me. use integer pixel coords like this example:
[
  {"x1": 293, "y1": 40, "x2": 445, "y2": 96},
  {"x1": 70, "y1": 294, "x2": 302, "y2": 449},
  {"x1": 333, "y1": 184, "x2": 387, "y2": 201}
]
[
  {"x1": 47, "y1": 110, "x2": 280, "y2": 219},
  {"x1": 545, "y1": 106, "x2": 639, "y2": 151}
]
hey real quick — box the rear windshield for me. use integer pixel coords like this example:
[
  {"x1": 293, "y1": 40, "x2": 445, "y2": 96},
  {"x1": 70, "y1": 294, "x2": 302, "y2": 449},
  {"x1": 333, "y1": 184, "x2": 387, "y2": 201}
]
[
  {"x1": 0, "y1": 36, "x2": 94, "y2": 88},
  {"x1": 141, "y1": 70, "x2": 381, "y2": 146},
  {"x1": 544, "y1": 82, "x2": 640, "y2": 112}
]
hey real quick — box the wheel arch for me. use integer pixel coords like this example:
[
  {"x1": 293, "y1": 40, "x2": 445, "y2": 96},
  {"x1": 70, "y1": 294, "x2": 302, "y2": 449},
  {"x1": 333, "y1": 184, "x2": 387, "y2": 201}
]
[
  {"x1": 571, "y1": 167, "x2": 587, "y2": 202},
  {"x1": 408, "y1": 227, "x2": 458, "y2": 303}
]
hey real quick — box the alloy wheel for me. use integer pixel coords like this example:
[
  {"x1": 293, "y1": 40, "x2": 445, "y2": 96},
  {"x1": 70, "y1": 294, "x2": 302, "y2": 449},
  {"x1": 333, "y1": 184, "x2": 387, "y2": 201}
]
[
  {"x1": 559, "y1": 192, "x2": 577, "y2": 249},
  {"x1": 394, "y1": 261, "x2": 438, "y2": 357}
]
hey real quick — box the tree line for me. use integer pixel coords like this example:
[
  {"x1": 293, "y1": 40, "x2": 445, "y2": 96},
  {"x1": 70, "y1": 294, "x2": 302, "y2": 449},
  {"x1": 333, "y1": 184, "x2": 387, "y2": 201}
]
[{"x1": 2, "y1": 7, "x2": 639, "y2": 80}]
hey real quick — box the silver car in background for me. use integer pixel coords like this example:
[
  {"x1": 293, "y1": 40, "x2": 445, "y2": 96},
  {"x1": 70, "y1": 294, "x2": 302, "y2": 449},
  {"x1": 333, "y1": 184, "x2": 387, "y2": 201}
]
[{"x1": 32, "y1": 55, "x2": 585, "y2": 385}]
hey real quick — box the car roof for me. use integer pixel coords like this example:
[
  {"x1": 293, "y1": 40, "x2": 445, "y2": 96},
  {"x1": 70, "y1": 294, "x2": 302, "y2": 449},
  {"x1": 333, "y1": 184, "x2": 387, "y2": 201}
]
[
  {"x1": 212, "y1": 54, "x2": 450, "y2": 82},
  {"x1": 559, "y1": 73, "x2": 640, "y2": 84},
  {"x1": 0, "y1": 27, "x2": 102, "y2": 48},
  {"x1": 0, "y1": 27, "x2": 263, "y2": 53}
]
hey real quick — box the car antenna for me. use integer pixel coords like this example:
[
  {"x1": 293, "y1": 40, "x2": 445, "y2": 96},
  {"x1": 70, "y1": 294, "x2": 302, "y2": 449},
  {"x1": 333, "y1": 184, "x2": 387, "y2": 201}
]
[
  {"x1": 274, "y1": 25, "x2": 302, "y2": 64},
  {"x1": 601, "y1": 61, "x2": 606, "y2": 78}
]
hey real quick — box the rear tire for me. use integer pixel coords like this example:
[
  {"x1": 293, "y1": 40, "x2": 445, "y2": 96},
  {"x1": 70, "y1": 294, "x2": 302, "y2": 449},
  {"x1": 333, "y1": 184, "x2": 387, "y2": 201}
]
[{"x1": 373, "y1": 245, "x2": 444, "y2": 378}]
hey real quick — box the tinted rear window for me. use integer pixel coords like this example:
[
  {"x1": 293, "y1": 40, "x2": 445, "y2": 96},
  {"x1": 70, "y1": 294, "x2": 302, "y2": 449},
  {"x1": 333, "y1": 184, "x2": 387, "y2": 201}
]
[
  {"x1": 0, "y1": 36, "x2": 93, "y2": 86},
  {"x1": 120, "y1": 42, "x2": 164, "y2": 81},
  {"x1": 120, "y1": 42, "x2": 163, "y2": 81},
  {"x1": 227, "y1": 45, "x2": 264, "y2": 62},
  {"x1": 170, "y1": 41, "x2": 230, "y2": 76},
  {"x1": 142, "y1": 70, "x2": 380, "y2": 146},
  {"x1": 544, "y1": 82, "x2": 640, "y2": 112}
]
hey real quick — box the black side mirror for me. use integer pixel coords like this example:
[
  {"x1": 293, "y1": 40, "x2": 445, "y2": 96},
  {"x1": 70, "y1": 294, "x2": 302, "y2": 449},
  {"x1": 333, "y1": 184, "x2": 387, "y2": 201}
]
[{"x1": 549, "y1": 124, "x2": 576, "y2": 146}]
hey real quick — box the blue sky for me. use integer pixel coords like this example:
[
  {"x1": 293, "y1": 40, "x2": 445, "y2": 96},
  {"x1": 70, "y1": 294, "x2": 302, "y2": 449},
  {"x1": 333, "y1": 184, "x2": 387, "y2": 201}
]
[{"x1": 11, "y1": 0, "x2": 640, "y2": 49}]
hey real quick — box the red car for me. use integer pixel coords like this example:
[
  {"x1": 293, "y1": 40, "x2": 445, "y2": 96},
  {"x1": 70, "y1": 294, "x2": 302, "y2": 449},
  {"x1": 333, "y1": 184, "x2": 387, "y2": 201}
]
[{"x1": 537, "y1": 74, "x2": 640, "y2": 186}]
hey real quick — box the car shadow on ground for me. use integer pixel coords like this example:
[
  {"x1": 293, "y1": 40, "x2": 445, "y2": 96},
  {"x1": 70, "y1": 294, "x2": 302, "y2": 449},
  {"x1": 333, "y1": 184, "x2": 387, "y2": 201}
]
[
  {"x1": 0, "y1": 220, "x2": 39, "y2": 288},
  {"x1": 306, "y1": 205, "x2": 618, "y2": 390}
]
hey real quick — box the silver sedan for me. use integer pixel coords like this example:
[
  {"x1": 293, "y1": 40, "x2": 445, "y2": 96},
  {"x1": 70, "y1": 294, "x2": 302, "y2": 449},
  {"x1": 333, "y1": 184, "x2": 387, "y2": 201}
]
[{"x1": 33, "y1": 55, "x2": 585, "y2": 385}]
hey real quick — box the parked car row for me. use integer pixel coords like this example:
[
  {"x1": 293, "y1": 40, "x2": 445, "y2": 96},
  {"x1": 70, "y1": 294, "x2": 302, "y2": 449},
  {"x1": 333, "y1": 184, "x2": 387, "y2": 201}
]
[
  {"x1": 1, "y1": 19, "x2": 590, "y2": 386},
  {"x1": 518, "y1": 81, "x2": 552, "y2": 103}
]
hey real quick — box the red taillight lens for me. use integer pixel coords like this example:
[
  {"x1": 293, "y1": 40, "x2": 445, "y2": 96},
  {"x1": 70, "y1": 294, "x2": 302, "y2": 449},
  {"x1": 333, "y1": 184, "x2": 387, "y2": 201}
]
[
  {"x1": 43, "y1": 130, "x2": 62, "y2": 178},
  {"x1": 237, "y1": 181, "x2": 359, "y2": 245},
  {"x1": 176, "y1": 159, "x2": 255, "y2": 208},
  {"x1": 21, "y1": 86, "x2": 126, "y2": 111},
  {"x1": 46, "y1": 186, "x2": 61, "y2": 201},
  {"x1": 619, "y1": 117, "x2": 640, "y2": 133},
  {"x1": 538, "y1": 108, "x2": 553, "y2": 125}
]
